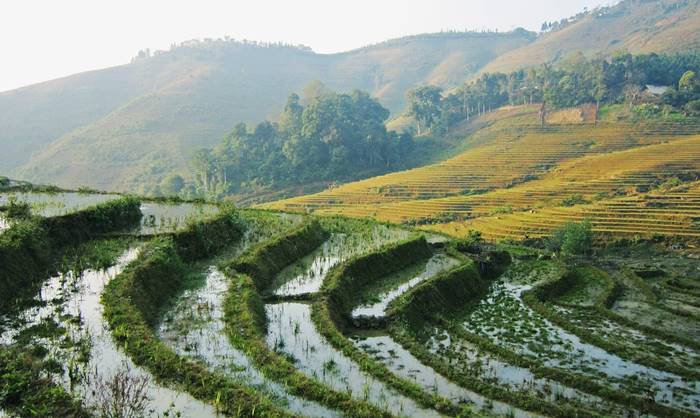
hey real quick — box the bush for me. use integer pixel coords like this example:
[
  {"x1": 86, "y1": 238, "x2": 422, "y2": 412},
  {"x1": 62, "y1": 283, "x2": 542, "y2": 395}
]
[
  {"x1": 684, "y1": 99, "x2": 700, "y2": 116},
  {"x1": 226, "y1": 219, "x2": 328, "y2": 291},
  {"x1": 3, "y1": 197, "x2": 32, "y2": 219},
  {"x1": 560, "y1": 194, "x2": 590, "y2": 207},
  {"x1": 550, "y1": 220, "x2": 593, "y2": 256},
  {"x1": 0, "y1": 347, "x2": 90, "y2": 417},
  {"x1": 452, "y1": 230, "x2": 484, "y2": 253}
]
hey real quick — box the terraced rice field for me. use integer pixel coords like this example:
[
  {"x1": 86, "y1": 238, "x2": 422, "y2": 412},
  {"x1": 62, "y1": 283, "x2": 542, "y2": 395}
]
[
  {"x1": 136, "y1": 201, "x2": 220, "y2": 235},
  {"x1": 265, "y1": 106, "x2": 700, "y2": 241},
  {"x1": 0, "y1": 192, "x2": 121, "y2": 217},
  {"x1": 2, "y1": 191, "x2": 699, "y2": 417}
]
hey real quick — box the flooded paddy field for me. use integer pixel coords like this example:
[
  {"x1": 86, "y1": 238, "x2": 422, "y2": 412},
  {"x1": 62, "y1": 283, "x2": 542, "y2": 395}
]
[
  {"x1": 351, "y1": 330, "x2": 533, "y2": 418},
  {"x1": 0, "y1": 247, "x2": 218, "y2": 417},
  {"x1": 269, "y1": 224, "x2": 409, "y2": 298},
  {"x1": 156, "y1": 210, "x2": 339, "y2": 417},
  {"x1": 465, "y1": 282, "x2": 698, "y2": 411},
  {"x1": 2, "y1": 199, "x2": 699, "y2": 417},
  {"x1": 135, "y1": 201, "x2": 220, "y2": 235},
  {"x1": 351, "y1": 253, "x2": 460, "y2": 322},
  {"x1": 265, "y1": 301, "x2": 440, "y2": 417},
  {"x1": 0, "y1": 192, "x2": 120, "y2": 217}
]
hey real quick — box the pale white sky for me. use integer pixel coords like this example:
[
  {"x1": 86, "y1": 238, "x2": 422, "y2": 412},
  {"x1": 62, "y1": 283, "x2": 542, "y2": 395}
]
[{"x1": 0, "y1": 0, "x2": 613, "y2": 92}]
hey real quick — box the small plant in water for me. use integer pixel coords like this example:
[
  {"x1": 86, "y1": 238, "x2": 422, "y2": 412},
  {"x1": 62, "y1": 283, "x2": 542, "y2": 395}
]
[
  {"x1": 90, "y1": 363, "x2": 151, "y2": 418},
  {"x1": 323, "y1": 358, "x2": 339, "y2": 374}
]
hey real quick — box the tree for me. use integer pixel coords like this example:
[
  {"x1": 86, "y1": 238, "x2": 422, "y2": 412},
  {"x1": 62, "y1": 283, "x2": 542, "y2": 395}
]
[
  {"x1": 550, "y1": 220, "x2": 593, "y2": 257},
  {"x1": 160, "y1": 174, "x2": 185, "y2": 196},
  {"x1": 406, "y1": 86, "x2": 442, "y2": 135},
  {"x1": 684, "y1": 99, "x2": 700, "y2": 116},
  {"x1": 679, "y1": 70, "x2": 699, "y2": 92},
  {"x1": 279, "y1": 93, "x2": 303, "y2": 134},
  {"x1": 301, "y1": 80, "x2": 332, "y2": 105}
]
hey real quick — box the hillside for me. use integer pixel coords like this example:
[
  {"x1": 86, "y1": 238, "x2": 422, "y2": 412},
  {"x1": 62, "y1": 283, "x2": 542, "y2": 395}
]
[
  {"x1": 265, "y1": 105, "x2": 700, "y2": 240},
  {"x1": 482, "y1": 0, "x2": 700, "y2": 74},
  {"x1": 2, "y1": 31, "x2": 534, "y2": 193}
]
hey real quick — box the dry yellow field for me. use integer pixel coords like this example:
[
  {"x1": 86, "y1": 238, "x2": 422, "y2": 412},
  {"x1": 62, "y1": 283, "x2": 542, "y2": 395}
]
[{"x1": 265, "y1": 105, "x2": 700, "y2": 241}]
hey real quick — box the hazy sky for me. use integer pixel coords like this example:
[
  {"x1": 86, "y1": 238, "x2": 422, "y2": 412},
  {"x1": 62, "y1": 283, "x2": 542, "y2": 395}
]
[{"x1": 0, "y1": 0, "x2": 613, "y2": 92}]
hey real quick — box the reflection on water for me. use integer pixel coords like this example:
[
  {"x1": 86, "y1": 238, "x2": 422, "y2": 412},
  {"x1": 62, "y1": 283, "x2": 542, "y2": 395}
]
[
  {"x1": 0, "y1": 192, "x2": 119, "y2": 217},
  {"x1": 265, "y1": 302, "x2": 440, "y2": 417},
  {"x1": 135, "y1": 202, "x2": 220, "y2": 235},
  {"x1": 352, "y1": 254, "x2": 460, "y2": 320},
  {"x1": 0, "y1": 249, "x2": 219, "y2": 417},
  {"x1": 353, "y1": 333, "x2": 533, "y2": 418},
  {"x1": 159, "y1": 267, "x2": 339, "y2": 417}
]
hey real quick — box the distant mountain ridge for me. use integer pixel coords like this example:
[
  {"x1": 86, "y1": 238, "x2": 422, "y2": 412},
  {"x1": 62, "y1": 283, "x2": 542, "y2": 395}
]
[
  {"x1": 3, "y1": 30, "x2": 534, "y2": 192},
  {"x1": 482, "y1": 0, "x2": 700, "y2": 74}
]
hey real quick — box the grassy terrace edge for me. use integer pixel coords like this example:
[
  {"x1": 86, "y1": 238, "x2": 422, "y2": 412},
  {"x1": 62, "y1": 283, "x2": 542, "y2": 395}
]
[
  {"x1": 392, "y1": 258, "x2": 696, "y2": 418},
  {"x1": 0, "y1": 196, "x2": 141, "y2": 417},
  {"x1": 382, "y1": 255, "x2": 601, "y2": 418},
  {"x1": 0, "y1": 195, "x2": 141, "y2": 314},
  {"x1": 310, "y1": 235, "x2": 469, "y2": 416},
  {"x1": 101, "y1": 209, "x2": 295, "y2": 417},
  {"x1": 222, "y1": 219, "x2": 395, "y2": 418}
]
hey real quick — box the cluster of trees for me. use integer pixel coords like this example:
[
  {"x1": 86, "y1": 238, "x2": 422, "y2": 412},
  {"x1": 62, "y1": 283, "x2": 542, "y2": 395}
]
[
  {"x1": 540, "y1": 6, "x2": 591, "y2": 33},
  {"x1": 406, "y1": 52, "x2": 700, "y2": 134},
  {"x1": 189, "y1": 85, "x2": 413, "y2": 197},
  {"x1": 550, "y1": 220, "x2": 593, "y2": 257}
]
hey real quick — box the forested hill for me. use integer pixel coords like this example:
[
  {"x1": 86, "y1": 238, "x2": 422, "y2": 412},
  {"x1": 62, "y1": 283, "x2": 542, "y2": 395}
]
[
  {"x1": 5, "y1": 0, "x2": 700, "y2": 195},
  {"x1": 482, "y1": 0, "x2": 700, "y2": 74},
  {"x1": 2, "y1": 30, "x2": 534, "y2": 193}
]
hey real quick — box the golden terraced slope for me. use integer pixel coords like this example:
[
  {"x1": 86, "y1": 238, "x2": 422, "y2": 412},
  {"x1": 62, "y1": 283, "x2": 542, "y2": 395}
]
[{"x1": 265, "y1": 105, "x2": 700, "y2": 241}]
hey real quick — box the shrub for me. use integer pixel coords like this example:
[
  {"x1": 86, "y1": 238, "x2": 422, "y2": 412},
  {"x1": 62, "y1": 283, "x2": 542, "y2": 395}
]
[
  {"x1": 0, "y1": 346, "x2": 90, "y2": 417},
  {"x1": 550, "y1": 220, "x2": 593, "y2": 256},
  {"x1": 452, "y1": 230, "x2": 484, "y2": 253},
  {"x1": 684, "y1": 99, "x2": 700, "y2": 116},
  {"x1": 226, "y1": 219, "x2": 328, "y2": 291},
  {"x1": 3, "y1": 197, "x2": 32, "y2": 219},
  {"x1": 560, "y1": 194, "x2": 590, "y2": 207}
]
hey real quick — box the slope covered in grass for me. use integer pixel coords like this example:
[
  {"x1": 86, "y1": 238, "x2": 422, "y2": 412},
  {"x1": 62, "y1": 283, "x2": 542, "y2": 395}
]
[
  {"x1": 4, "y1": 31, "x2": 534, "y2": 193},
  {"x1": 266, "y1": 105, "x2": 700, "y2": 240},
  {"x1": 482, "y1": 0, "x2": 700, "y2": 74}
]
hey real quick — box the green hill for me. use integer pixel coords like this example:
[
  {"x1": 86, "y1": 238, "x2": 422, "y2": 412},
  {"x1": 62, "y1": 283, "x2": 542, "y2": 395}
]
[
  {"x1": 482, "y1": 0, "x2": 700, "y2": 74},
  {"x1": 3, "y1": 31, "x2": 534, "y2": 193}
]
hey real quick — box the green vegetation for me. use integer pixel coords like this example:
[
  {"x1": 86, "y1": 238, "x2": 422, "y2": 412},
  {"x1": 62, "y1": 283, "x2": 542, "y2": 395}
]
[
  {"x1": 227, "y1": 219, "x2": 328, "y2": 290},
  {"x1": 191, "y1": 88, "x2": 416, "y2": 197},
  {"x1": 388, "y1": 260, "x2": 486, "y2": 324},
  {"x1": 524, "y1": 266, "x2": 700, "y2": 380},
  {"x1": 1, "y1": 187, "x2": 699, "y2": 417},
  {"x1": 4, "y1": 2, "x2": 700, "y2": 414},
  {"x1": 7, "y1": 30, "x2": 534, "y2": 194},
  {"x1": 549, "y1": 220, "x2": 593, "y2": 257},
  {"x1": 311, "y1": 236, "x2": 468, "y2": 416},
  {"x1": 0, "y1": 346, "x2": 90, "y2": 417},
  {"x1": 408, "y1": 51, "x2": 700, "y2": 134},
  {"x1": 0, "y1": 196, "x2": 141, "y2": 314},
  {"x1": 222, "y1": 221, "x2": 394, "y2": 417},
  {"x1": 102, "y1": 237, "x2": 291, "y2": 417},
  {"x1": 169, "y1": 205, "x2": 242, "y2": 261}
]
